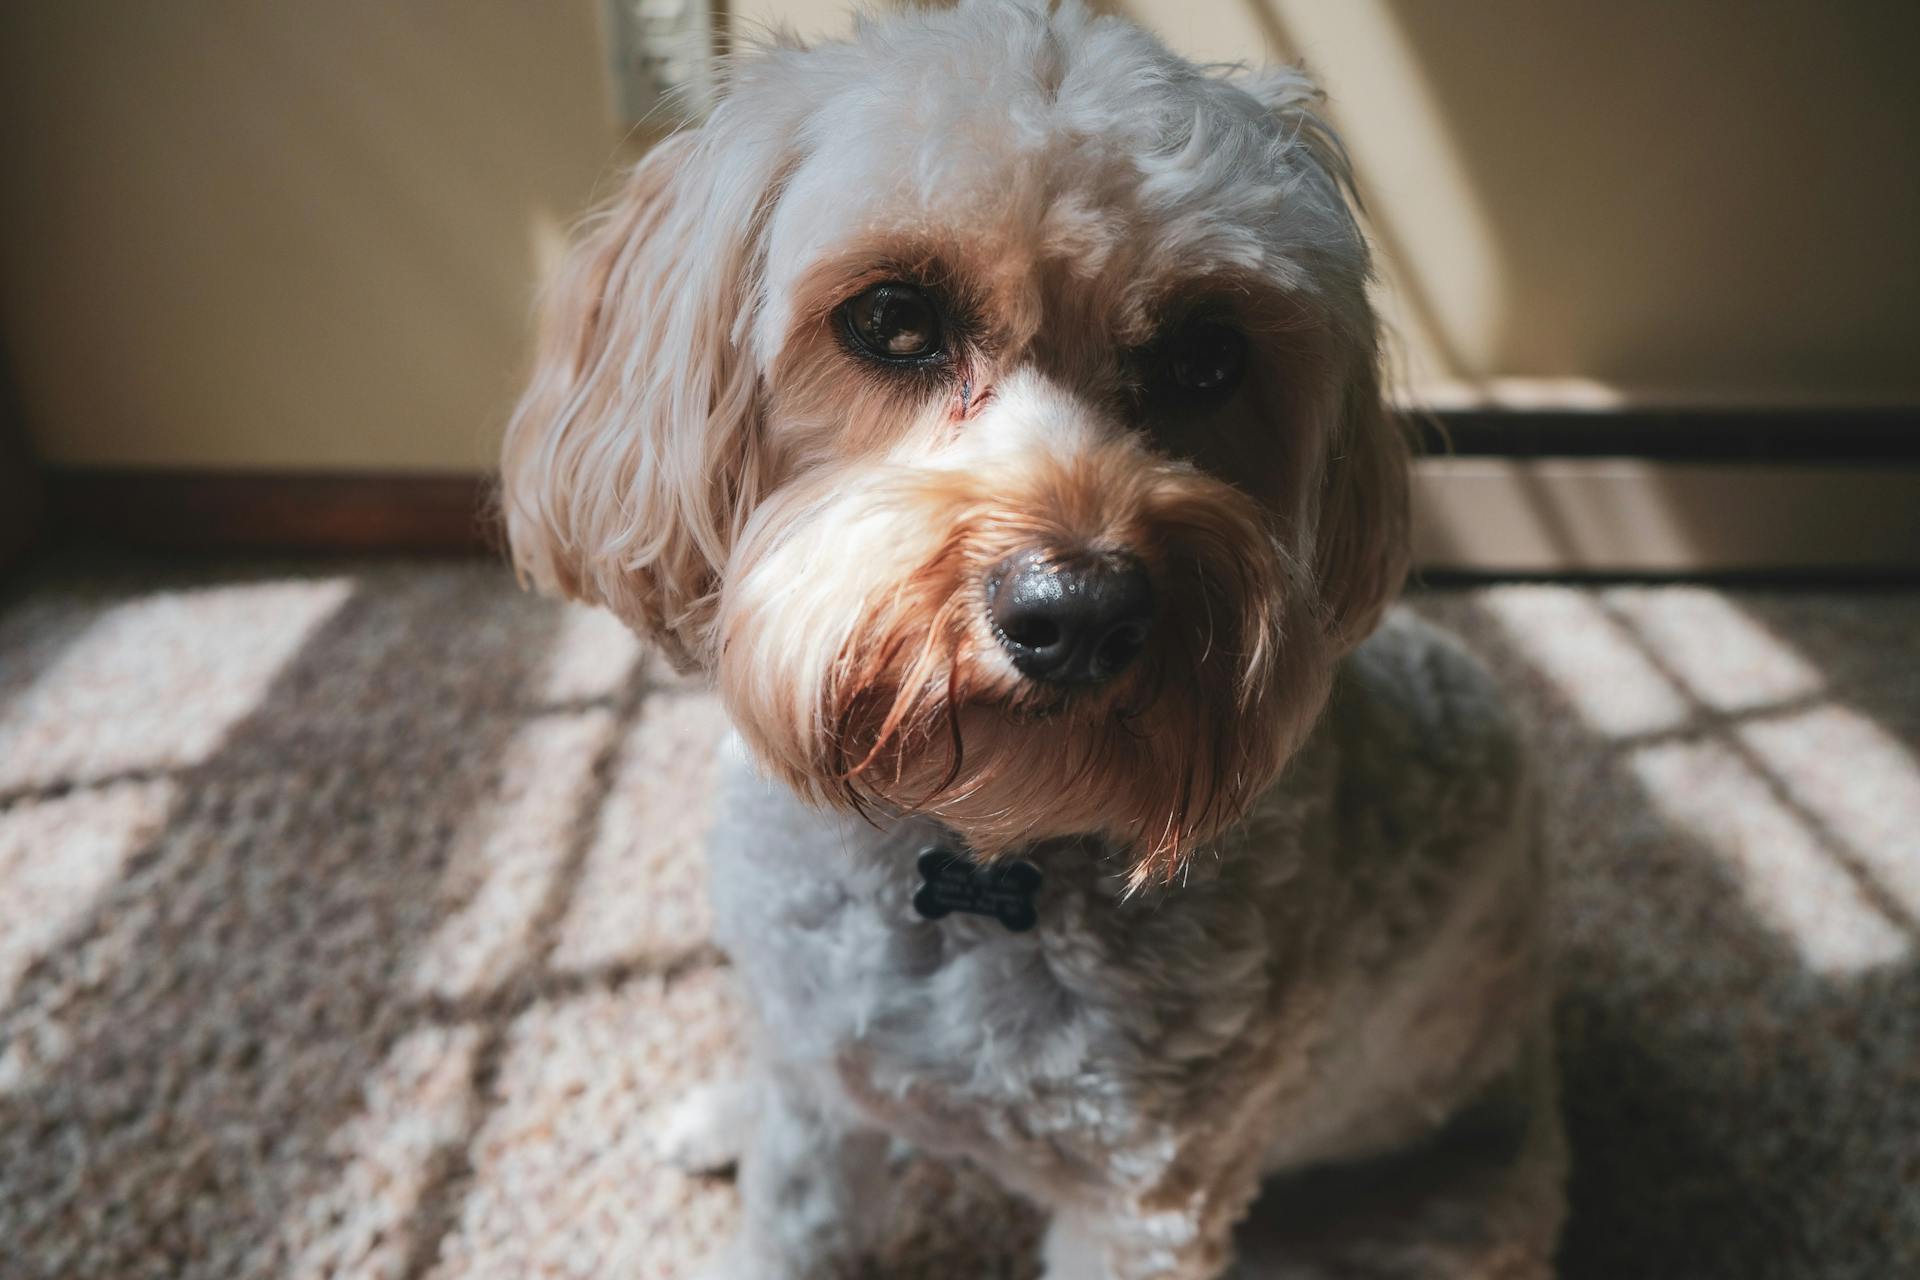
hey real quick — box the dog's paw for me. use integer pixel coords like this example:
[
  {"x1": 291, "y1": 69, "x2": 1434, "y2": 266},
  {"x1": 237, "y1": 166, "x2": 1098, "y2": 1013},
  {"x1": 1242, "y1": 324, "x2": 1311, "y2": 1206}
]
[
  {"x1": 683, "y1": 1236, "x2": 751, "y2": 1280},
  {"x1": 650, "y1": 1078, "x2": 758, "y2": 1174},
  {"x1": 687, "y1": 1236, "x2": 827, "y2": 1280}
]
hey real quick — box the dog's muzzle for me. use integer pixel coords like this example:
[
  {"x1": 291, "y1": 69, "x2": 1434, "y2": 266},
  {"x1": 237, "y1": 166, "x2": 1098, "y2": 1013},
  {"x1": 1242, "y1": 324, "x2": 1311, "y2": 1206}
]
[{"x1": 986, "y1": 548, "x2": 1154, "y2": 686}]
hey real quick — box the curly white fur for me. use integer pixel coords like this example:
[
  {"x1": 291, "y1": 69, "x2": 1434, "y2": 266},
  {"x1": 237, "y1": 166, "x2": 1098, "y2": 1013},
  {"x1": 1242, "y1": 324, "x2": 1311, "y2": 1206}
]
[{"x1": 501, "y1": 1, "x2": 1563, "y2": 1274}]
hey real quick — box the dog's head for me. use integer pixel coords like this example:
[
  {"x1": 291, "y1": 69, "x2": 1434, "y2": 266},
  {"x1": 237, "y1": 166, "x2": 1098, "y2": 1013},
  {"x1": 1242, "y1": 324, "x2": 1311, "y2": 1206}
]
[{"x1": 502, "y1": 0, "x2": 1407, "y2": 881}]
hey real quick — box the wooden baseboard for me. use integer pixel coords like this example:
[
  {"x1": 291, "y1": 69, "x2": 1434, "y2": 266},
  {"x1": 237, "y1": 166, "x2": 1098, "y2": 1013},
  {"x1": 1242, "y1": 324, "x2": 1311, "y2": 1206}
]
[
  {"x1": 0, "y1": 360, "x2": 40, "y2": 571},
  {"x1": 45, "y1": 468, "x2": 497, "y2": 556},
  {"x1": 0, "y1": 462, "x2": 39, "y2": 571}
]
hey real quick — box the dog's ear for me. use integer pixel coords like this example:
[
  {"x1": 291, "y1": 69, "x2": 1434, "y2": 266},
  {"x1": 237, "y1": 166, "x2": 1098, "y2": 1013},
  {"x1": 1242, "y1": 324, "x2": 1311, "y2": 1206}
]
[
  {"x1": 1315, "y1": 364, "x2": 1412, "y2": 651},
  {"x1": 1234, "y1": 66, "x2": 1410, "y2": 649},
  {"x1": 500, "y1": 125, "x2": 781, "y2": 669}
]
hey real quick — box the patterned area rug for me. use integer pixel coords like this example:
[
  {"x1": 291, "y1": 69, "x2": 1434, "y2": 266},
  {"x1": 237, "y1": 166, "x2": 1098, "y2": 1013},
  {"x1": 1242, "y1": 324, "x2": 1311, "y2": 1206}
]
[{"x1": 0, "y1": 558, "x2": 1914, "y2": 1278}]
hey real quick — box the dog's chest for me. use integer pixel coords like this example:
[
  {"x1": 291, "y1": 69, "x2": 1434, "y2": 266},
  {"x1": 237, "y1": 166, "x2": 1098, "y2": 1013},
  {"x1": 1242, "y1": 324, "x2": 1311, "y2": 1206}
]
[
  {"x1": 712, "y1": 807, "x2": 1160, "y2": 1074},
  {"x1": 704, "y1": 741, "x2": 1299, "y2": 1164}
]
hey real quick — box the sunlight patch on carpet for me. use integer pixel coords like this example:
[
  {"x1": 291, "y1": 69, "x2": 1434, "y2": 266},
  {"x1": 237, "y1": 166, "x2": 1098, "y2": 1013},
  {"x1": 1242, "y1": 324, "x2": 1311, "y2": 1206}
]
[
  {"x1": 1604, "y1": 588, "x2": 1825, "y2": 715},
  {"x1": 1738, "y1": 706, "x2": 1920, "y2": 923},
  {"x1": 0, "y1": 778, "x2": 177, "y2": 1074},
  {"x1": 529, "y1": 602, "x2": 645, "y2": 708},
  {"x1": 278, "y1": 1023, "x2": 484, "y2": 1280},
  {"x1": 0, "y1": 577, "x2": 356, "y2": 794},
  {"x1": 551, "y1": 688, "x2": 729, "y2": 974},
  {"x1": 1478, "y1": 589, "x2": 1691, "y2": 738},
  {"x1": 1629, "y1": 739, "x2": 1908, "y2": 975},
  {"x1": 406, "y1": 707, "x2": 624, "y2": 1001}
]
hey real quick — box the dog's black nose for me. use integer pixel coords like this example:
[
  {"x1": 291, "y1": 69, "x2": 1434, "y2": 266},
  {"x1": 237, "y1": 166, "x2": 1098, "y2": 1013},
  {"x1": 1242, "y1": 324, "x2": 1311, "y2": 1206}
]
[{"x1": 986, "y1": 550, "x2": 1154, "y2": 686}]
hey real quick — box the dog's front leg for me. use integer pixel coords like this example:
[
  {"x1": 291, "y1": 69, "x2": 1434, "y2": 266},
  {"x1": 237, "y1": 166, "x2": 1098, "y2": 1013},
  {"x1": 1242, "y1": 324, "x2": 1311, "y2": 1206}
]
[
  {"x1": 1042, "y1": 1175, "x2": 1260, "y2": 1280},
  {"x1": 717, "y1": 1071, "x2": 889, "y2": 1280}
]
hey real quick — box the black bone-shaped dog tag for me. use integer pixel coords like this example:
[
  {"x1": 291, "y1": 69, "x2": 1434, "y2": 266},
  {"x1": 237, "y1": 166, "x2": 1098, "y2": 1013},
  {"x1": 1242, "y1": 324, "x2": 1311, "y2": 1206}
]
[{"x1": 913, "y1": 848, "x2": 1043, "y2": 932}]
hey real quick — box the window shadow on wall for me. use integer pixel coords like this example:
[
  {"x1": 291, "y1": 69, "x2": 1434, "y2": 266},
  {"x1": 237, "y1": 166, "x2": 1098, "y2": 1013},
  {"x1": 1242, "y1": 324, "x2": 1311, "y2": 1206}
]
[{"x1": 1242, "y1": 0, "x2": 1920, "y2": 401}]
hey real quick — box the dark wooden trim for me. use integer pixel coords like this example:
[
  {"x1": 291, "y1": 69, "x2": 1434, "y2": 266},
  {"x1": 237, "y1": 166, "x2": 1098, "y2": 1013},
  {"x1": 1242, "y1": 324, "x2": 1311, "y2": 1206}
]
[
  {"x1": 44, "y1": 468, "x2": 498, "y2": 556},
  {"x1": 1413, "y1": 566, "x2": 1920, "y2": 588},
  {"x1": 0, "y1": 362, "x2": 41, "y2": 573},
  {"x1": 1421, "y1": 407, "x2": 1920, "y2": 463}
]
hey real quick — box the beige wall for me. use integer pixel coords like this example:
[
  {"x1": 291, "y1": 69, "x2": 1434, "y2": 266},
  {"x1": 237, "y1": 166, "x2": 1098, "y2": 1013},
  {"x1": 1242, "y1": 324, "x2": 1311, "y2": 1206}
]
[
  {"x1": 0, "y1": 0, "x2": 616, "y2": 472},
  {"x1": 5, "y1": 1, "x2": 1918, "y2": 472}
]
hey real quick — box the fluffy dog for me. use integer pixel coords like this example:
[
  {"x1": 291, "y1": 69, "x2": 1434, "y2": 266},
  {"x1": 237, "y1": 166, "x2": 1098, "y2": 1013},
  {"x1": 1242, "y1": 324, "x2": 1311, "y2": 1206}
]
[{"x1": 501, "y1": 1, "x2": 1564, "y2": 1275}]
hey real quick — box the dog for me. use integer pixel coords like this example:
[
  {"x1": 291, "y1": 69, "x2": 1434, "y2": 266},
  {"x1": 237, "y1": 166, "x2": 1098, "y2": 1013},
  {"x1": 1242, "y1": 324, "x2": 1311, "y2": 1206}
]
[{"x1": 500, "y1": 1, "x2": 1564, "y2": 1275}]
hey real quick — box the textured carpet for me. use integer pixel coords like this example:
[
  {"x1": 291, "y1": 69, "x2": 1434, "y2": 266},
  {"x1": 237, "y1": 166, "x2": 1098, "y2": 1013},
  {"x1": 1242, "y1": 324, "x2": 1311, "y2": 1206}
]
[{"x1": 0, "y1": 557, "x2": 1914, "y2": 1279}]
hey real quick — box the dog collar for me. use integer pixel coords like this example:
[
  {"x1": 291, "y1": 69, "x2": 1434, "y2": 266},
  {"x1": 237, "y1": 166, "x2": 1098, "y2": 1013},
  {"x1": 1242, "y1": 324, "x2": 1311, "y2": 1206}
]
[{"x1": 912, "y1": 845, "x2": 1043, "y2": 932}]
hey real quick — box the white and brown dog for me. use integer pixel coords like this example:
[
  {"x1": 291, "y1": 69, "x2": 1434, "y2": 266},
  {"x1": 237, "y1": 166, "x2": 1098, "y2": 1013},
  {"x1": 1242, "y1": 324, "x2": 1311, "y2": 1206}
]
[{"x1": 501, "y1": 1, "x2": 1564, "y2": 1275}]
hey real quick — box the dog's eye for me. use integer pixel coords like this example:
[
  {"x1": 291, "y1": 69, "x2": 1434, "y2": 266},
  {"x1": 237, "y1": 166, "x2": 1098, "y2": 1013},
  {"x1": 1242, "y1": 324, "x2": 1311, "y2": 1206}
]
[
  {"x1": 842, "y1": 283, "x2": 944, "y2": 363},
  {"x1": 1166, "y1": 320, "x2": 1247, "y2": 395}
]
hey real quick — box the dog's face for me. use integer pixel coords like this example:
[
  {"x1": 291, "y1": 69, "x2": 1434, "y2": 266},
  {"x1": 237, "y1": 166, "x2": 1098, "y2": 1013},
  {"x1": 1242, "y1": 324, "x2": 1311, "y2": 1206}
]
[{"x1": 502, "y1": 0, "x2": 1407, "y2": 881}]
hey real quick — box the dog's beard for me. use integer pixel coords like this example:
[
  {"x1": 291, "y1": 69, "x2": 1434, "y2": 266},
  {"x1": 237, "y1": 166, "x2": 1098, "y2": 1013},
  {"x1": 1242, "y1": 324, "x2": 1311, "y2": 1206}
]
[{"x1": 718, "y1": 441, "x2": 1335, "y2": 885}]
